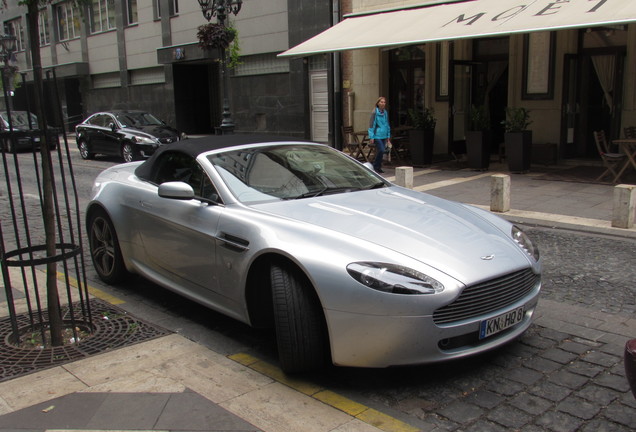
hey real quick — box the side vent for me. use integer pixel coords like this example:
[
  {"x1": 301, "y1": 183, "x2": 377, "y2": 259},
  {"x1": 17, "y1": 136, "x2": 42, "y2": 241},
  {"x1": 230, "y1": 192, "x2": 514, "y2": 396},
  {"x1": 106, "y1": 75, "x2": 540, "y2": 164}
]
[{"x1": 219, "y1": 232, "x2": 250, "y2": 252}]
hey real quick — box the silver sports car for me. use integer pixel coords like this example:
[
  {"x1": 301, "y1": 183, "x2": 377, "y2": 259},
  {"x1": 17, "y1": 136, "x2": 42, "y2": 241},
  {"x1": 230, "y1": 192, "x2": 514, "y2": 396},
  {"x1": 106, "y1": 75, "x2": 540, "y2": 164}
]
[{"x1": 87, "y1": 135, "x2": 541, "y2": 373}]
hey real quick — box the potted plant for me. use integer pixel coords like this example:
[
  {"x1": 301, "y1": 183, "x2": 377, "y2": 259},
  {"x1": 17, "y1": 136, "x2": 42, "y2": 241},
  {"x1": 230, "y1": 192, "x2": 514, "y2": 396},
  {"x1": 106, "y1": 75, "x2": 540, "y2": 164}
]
[
  {"x1": 502, "y1": 107, "x2": 533, "y2": 172},
  {"x1": 407, "y1": 107, "x2": 436, "y2": 166},
  {"x1": 466, "y1": 105, "x2": 492, "y2": 170},
  {"x1": 197, "y1": 23, "x2": 241, "y2": 68},
  {"x1": 197, "y1": 23, "x2": 236, "y2": 49}
]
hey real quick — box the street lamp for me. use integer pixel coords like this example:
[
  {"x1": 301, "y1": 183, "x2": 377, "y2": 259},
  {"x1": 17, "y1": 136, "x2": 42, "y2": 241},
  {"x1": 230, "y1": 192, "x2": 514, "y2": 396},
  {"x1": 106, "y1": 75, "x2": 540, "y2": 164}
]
[
  {"x1": 0, "y1": 34, "x2": 17, "y2": 114},
  {"x1": 197, "y1": 0, "x2": 242, "y2": 134}
]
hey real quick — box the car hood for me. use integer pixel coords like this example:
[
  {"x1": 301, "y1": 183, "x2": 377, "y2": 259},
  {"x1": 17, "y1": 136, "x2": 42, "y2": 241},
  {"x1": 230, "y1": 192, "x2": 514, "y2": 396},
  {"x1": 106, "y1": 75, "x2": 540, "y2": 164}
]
[
  {"x1": 254, "y1": 187, "x2": 531, "y2": 283},
  {"x1": 125, "y1": 125, "x2": 179, "y2": 138}
]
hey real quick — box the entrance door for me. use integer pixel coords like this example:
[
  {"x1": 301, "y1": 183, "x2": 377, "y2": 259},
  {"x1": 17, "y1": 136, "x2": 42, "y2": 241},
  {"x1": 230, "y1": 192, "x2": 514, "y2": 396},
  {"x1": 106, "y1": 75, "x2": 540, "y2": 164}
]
[
  {"x1": 388, "y1": 46, "x2": 425, "y2": 128},
  {"x1": 448, "y1": 61, "x2": 475, "y2": 157},
  {"x1": 565, "y1": 52, "x2": 625, "y2": 158},
  {"x1": 560, "y1": 55, "x2": 579, "y2": 159},
  {"x1": 64, "y1": 78, "x2": 83, "y2": 129},
  {"x1": 568, "y1": 28, "x2": 627, "y2": 159},
  {"x1": 174, "y1": 63, "x2": 217, "y2": 135},
  {"x1": 310, "y1": 71, "x2": 328, "y2": 143}
]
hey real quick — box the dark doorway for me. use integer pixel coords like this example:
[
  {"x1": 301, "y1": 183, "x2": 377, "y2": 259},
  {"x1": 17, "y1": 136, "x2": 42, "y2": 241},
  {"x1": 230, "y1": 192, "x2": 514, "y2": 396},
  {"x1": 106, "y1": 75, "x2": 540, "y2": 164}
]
[
  {"x1": 448, "y1": 61, "x2": 475, "y2": 157},
  {"x1": 563, "y1": 28, "x2": 627, "y2": 159},
  {"x1": 578, "y1": 52, "x2": 625, "y2": 158},
  {"x1": 472, "y1": 37, "x2": 509, "y2": 155},
  {"x1": 448, "y1": 38, "x2": 508, "y2": 158},
  {"x1": 388, "y1": 46, "x2": 425, "y2": 128},
  {"x1": 64, "y1": 78, "x2": 83, "y2": 131},
  {"x1": 173, "y1": 63, "x2": 220, "y2": 134}
]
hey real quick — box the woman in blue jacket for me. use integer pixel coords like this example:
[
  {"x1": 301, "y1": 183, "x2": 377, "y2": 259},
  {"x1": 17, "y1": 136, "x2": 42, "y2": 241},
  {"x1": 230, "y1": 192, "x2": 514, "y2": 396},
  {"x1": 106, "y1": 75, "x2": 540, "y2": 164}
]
[{"x1": 368, "y1": 96, "x2": 392, "y2": 173}]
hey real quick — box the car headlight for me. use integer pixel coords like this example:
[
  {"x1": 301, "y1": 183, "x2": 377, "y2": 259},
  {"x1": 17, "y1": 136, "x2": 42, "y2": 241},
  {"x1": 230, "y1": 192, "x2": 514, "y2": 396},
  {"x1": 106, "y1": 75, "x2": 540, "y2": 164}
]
[
  {"x1": 347, "y1": 262, "x2": 444, "y2": 295},
  {"x1": 131, "y1": 135, "x2": 156, "y2": 145},
  {"x1": 512, "y1": 225, "x2": 540, "y2": 261}
]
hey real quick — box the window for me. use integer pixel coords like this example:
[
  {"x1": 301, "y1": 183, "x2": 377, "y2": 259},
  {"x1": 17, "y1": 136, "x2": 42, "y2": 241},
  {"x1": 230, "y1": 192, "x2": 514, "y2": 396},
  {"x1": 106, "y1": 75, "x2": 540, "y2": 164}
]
[
  {"x1": 88, "y1": 114, "x2": 111, "y2": 127},
  {"x1": 90, "y1": 0, "x2": 116, "y2": 34},
  {"x1": 155, "y1": 0, "x2": 179, "y2": 18},
  {"x1": 56, "y1": 1, "x2": 81, "y2": 41},
  {"x1": 522, "y1": 32, "x2": 555, "y2": 100},
  {"x1": 153, "y1": 152, "x2": 219, "y2": 202},
  {"x1": 234, "y1": 54, "x2": 290, "y2": 77},
  {"x1": 38, "y1": 9, "x2": 50, "y2": 46},
  {"x1": 5, "y1": 19, "x2": 24, "y2": 51},
  {"x1": 126, "y1": 0, "x2": 138, "y2": 25}
]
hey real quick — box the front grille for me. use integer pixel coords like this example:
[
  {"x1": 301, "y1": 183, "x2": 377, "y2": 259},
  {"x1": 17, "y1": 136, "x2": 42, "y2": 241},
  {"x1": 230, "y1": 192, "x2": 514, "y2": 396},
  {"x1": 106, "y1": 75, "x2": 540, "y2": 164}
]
[{"x1": 433, "y1": 269, "x2": 539, "y2": 325}]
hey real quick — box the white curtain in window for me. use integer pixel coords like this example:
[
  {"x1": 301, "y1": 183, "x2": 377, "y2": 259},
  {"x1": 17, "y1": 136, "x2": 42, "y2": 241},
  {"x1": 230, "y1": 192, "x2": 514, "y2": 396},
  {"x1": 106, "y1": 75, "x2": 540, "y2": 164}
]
[{"x1": 591, "y1": 55, "x2": 615, "y2": 113}]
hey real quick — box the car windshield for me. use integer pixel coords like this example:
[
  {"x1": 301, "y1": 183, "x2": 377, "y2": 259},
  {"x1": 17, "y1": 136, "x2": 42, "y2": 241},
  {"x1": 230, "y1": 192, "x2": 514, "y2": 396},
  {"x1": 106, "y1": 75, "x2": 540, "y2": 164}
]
[
  {"x1": 1, "y1": 111, "x2": 38, "y2": 128},
  {"x1": 116, "y1": 112, "x2": 163, "y2": 127},
  {"x1": 208, "y1": 144, "x2": 385, "y2": 203}
]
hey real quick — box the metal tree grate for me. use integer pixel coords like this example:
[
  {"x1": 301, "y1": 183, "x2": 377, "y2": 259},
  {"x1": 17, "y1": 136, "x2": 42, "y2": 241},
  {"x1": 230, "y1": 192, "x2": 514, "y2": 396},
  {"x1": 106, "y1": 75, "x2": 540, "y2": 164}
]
[{"x1": 0, "y1": 298, "x2": 170, "y2": 382}]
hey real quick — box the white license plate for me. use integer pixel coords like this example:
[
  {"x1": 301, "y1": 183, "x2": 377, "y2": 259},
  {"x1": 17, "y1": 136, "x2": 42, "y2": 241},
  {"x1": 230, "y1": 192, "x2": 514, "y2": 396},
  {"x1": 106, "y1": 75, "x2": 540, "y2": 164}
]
[{"x1": 479, "y1": 306, "x2": 525, "y2": 339}]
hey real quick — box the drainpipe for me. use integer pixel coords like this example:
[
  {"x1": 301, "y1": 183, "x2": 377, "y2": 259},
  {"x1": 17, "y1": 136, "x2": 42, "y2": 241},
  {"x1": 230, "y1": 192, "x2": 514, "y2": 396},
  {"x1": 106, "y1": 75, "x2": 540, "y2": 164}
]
[{"x1": 331, "y1": 0, "x2": 342, "y2": 150}]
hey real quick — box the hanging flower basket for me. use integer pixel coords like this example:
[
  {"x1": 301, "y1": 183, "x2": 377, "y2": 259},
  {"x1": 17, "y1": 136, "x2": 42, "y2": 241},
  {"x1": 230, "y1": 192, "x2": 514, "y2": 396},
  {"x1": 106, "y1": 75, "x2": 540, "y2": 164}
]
[{"x1": 197, "y1": 23, "x2": 236, "y2": 50}]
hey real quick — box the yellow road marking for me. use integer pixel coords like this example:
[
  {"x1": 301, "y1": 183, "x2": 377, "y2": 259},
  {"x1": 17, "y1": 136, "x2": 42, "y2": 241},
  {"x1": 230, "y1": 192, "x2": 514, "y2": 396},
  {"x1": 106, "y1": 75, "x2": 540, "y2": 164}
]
[
  {"x1": 228, "y1": 353, "x2": 420, "y2": 432},
  {"x1": 56, "y1": 272, "x2": 125, "y2": 305}
]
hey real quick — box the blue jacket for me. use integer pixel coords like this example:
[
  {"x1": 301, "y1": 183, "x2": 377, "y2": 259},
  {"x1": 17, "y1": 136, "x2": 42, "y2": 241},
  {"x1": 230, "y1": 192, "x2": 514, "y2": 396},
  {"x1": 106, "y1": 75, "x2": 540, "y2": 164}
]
[{"x1": 368, "y1": 108, "x2": 391, "y2": 140}]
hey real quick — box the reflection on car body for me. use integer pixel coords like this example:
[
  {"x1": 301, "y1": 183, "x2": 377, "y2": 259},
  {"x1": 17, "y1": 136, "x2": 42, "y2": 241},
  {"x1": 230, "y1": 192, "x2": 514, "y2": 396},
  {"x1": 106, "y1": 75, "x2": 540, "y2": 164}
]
[
  {"x1": 86, "y1": 134, "x2": 541, "y2": 373},
  {"x1": 75, "y1": 110, "x2": 187, "y2": 162}
]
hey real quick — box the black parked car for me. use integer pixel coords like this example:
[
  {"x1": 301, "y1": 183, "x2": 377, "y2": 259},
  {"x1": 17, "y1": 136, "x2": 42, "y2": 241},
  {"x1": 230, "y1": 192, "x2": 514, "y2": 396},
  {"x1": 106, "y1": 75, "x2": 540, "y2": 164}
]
[
  {"x1": 1, "y1": 111, "x2": 56, "y2": 152},
  {"x1": 75, "y1": 110, "x2": 187, "y2": 162}
]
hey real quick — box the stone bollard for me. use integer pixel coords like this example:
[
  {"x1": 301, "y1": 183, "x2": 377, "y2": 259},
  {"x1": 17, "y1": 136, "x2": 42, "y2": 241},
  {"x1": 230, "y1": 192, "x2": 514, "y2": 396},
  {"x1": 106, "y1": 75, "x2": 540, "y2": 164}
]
[
  {"x1": 612, "y1": 184, "x2": 636, "y2": 229},
  {"x1": 395, "y1": 166, "x2": 414, "y2": 189},
  {"x1": 490, "y1": 174, "x2": 510, "y2": 213}
]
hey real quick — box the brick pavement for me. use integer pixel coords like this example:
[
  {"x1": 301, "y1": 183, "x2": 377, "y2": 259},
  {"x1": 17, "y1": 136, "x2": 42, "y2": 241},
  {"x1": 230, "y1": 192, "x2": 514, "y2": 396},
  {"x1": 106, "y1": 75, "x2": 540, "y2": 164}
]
[{"x1": 0, "y1": 153, "x2": 635, "y2": 431}]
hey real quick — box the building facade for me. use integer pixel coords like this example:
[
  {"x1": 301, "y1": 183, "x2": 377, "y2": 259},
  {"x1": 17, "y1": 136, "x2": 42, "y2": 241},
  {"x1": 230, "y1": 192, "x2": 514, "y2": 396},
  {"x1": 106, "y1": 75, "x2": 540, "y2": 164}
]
[
  {"x1": 0, "y1": 0, "x2": 333, "y2": 141},
  {"x1": 293, "y1": 0, "x2": 636, "y2": 162},
  {"x1": 3, "y1": 0, "x2": 635, "y2": 164}
]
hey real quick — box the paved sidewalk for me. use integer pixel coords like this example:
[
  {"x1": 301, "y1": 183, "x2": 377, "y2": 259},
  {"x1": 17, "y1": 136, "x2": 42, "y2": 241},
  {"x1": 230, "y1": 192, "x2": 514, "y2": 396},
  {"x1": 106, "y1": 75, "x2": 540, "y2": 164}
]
[
  {"x1": 0, "y1": 159, "x2": 635, "y2": 432},
  {"x1": 382, "y1": 161, "x2": 636, "y2": 239}
]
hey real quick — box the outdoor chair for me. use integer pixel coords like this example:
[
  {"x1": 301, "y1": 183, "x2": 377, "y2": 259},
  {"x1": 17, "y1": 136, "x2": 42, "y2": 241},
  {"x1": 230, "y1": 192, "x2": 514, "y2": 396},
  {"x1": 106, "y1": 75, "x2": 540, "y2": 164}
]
[
  {"x1": 624, "y1": 126, "x2": 636, "y2": 139},
  {"x1": 341, "y1": 126, "x2": 365, "y2": 160},
  {"x1": 593, "y1": 130, "x2": 626, "y2": 183}
]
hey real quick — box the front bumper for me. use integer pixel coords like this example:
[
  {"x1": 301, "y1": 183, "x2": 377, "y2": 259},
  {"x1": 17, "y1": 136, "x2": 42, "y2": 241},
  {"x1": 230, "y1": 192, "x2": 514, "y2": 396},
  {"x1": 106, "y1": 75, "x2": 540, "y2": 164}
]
[{"x1": 326, "y1": 287, "x2": 540, "y2": 368}]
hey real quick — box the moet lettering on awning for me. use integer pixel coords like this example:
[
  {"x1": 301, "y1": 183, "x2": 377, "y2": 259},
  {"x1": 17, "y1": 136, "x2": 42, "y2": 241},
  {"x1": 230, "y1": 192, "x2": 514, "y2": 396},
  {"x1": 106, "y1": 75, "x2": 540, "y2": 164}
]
[{"x1": 279, "y1": 0, "x2": 636, "y2": 57}]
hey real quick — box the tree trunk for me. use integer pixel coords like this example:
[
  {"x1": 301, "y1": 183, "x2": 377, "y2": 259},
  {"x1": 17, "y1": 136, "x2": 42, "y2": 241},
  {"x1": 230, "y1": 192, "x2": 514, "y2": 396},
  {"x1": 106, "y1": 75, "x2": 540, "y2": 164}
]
[{"x1": 26, "y1": 4, "x2": 63, "y2": 346}]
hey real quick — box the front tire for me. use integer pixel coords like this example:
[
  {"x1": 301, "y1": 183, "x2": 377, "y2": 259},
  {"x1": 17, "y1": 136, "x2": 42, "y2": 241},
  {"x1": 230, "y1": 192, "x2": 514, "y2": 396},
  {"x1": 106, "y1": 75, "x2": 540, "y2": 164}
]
[
  {"x1": 122, "y1": 143, "x2": 136, "y2": 163},
  {"x1": 88, "y1": 208, "x2": 129, "y2": 284},
  {"x1": 270, "y1": 264, "x2": 328, "y2": 373}
]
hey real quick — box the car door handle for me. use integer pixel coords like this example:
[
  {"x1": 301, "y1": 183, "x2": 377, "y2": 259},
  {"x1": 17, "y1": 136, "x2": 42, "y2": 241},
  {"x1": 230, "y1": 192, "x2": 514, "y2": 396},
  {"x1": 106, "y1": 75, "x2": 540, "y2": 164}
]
[{"x1": 140, "y1": 200, "x2": 153, "y2": 209}]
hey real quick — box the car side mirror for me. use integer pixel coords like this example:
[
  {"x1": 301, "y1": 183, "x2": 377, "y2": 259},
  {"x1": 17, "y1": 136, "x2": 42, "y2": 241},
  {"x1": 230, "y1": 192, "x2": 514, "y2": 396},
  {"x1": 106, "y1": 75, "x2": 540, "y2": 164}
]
[
  {"x1": 158, "y1": 181, "x2": 195, "y2": 200},
  {"x1": 109, "y1": 122, "x2": 117, "y2": 132}
]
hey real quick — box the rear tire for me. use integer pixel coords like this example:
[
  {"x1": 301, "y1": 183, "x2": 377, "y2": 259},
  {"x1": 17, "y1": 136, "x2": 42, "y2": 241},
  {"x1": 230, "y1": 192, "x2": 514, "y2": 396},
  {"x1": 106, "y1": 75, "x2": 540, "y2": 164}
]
[
  {"x1": 270, "y1": 264, "x2": 328, "y2": 373},
  {"x1": 88, "y1": 208, "x2": 129, "y2": 284}
]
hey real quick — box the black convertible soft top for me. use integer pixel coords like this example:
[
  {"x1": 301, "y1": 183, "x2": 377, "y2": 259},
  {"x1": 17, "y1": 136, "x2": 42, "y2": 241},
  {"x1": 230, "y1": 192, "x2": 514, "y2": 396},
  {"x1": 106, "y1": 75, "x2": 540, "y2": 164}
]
[{"x1": 134, "y1": 133, "x2": 310, "y2": 180}]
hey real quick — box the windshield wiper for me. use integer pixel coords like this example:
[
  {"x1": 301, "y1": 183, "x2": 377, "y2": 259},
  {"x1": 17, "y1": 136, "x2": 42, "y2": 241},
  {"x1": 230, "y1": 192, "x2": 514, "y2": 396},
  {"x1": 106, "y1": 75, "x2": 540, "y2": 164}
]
[
  {"x1": 364, "y1": 181, "x2": 386, "y2": 190},
  {"x1": 292, "y1": 186, "x2": 364, "y2": 199}
]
